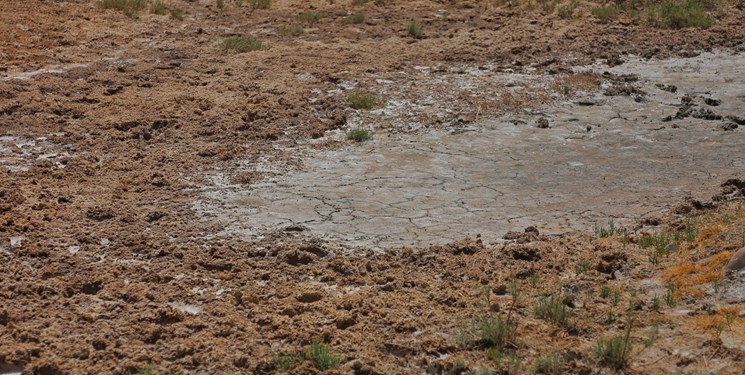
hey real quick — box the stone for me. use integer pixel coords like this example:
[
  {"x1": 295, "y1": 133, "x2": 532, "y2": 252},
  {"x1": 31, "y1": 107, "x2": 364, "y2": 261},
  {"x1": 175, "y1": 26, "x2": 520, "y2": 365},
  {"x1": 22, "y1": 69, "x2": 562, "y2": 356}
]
[{"x1": 724, "y1": 247, "x2": 745, "y2": 272}]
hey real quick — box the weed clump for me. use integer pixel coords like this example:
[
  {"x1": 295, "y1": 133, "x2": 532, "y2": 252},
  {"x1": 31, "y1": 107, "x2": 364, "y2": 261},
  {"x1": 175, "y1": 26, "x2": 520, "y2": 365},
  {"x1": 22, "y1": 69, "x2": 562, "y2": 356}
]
[
  {"x1": 150, "y1": 0, "x2": 167, "y2": 15},
  {"x1": 344, "y1": 13, "x2": 366, "y2": 24},
  {"x1": 592, "y1": 5, "x2": 620, "y2": 22},
  {"x1": 278, "y1": 25, "x2": 304, "y2": 36},
  {"x1": 98, "y1": 0, "x2": 146, "y2": 17},
  {"x1": 305, "y1": 342, "x2": 342, "y2": 370},
  {"x1": 250, "y1": 0, "x2": 270, "y2": 9},
  {"x1": 223, "y1": 36, "x2": 269, "y2": 52},
  {"x1": 267, "y1": 343, "x2": 341, "y2": 372},
  {"x1": 347, "y1": 92, "x2": 385, "y2": 110},
  {"x1": 346, "y1": 128, "x2": 373, "y2": 142},
  {"x1": 297, "y1": 11, "x2": 325, "y2": 25},
  {"x1": 532, "y1": 354, "x2": 564, "y2": 375},
  {"x1": 406, "y1": 20, "x2": 424, "y2": 39},
  {"x1": 534, "y1": 295, "x2": 571, "y2": 327},
  {"x1": 647, "y1": 0, "x2": 714, "y2": 29},
  {"x1": 557, "y1": 1, "x2": 578, "y2": 19}
]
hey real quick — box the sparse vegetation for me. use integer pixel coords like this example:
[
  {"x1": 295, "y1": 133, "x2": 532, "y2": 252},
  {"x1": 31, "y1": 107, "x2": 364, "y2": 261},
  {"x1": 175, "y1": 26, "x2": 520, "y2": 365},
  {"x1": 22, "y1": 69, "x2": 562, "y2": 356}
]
[
  {"x1": 557, "y1": 1, "x2": 578, "y2": 19},
  {"x1": 268, "y1": 343, "x2": 341, "y2": 372},
  {"x1": 647, "y1": 0, "x2": 714, "y2": 29},
  {"x1": 149, "y1": 0, "x2": 167, "y2": 15},
  {"x1": 250, "y1": 0, "x2": 270, "y2": 9},
  {"x1": 98, "y1": 0, "x2": 146, "y2": 17},
  {"x1": 531, "y1": 354, "x2": 564, "y2": 375},
  {"x1": 278, "y1": 25, "x2": 304, "y2": 36},
  {"x1": 297, "y1": 11, "x2": 325, "y2": 25},
  {"x1": 534, "y1": 294, "x2": 571, "y2": 327},
  {"x1": 594, "y1": 219, "x2": 626, "y2": 237},
  {"x1": 346, "y1": 128, "x2": 373, "y2": 142},
  {"x1": 664, "y1": 283, "x2": 677, "y2": 307},
  {"x1": 344, "y1": 13, "x2": 366, "y2": 24},
  {"x1": 125, "y1": 364, "x2": 158, "y2": 375},
  {"x1": 305, "y1": 342, "x2": 342, "y2": 370},
  {"x1": 592, "y1": 5, "x2": 620, "y2": 22},
  {"x1": 169, "y1": 7, "x2": 184, "y2": 20},
  {"x1": 575, "y1": 261, "x2": 590, "y2": 275},
  {"x1": 222, "y1": 36, "x2": 269, "y2": 52},
  {"x1": 347, "y1": 92, "x2": 385, "y2": 109},
  {"x1": 406, "y1": 20, "x2": 424, "y2": 39},
  {"x1": 593, "y1": 324, "x2": 633, "y2": 370}
]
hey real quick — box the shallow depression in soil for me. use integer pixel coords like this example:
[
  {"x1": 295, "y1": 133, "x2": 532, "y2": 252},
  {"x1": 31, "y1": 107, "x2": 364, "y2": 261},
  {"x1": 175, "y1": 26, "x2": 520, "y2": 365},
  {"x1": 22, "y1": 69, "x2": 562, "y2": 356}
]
[{"x1": 195, "y1": 52, "x2": 745, "y2": 249}]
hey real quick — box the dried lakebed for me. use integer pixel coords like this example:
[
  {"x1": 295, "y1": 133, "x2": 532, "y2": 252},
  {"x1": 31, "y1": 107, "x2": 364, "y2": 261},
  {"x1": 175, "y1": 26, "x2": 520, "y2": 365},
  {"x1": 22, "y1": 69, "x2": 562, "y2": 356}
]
[{"x1": 195, "y1": 52, "x2": 745, "y2": 249}]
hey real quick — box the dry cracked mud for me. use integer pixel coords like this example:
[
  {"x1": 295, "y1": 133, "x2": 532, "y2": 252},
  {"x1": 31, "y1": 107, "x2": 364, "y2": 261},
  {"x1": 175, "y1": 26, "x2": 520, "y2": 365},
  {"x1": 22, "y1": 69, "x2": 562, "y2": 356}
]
[{"x1": 1, "y1": 1, "x2": 745, "y2": 374}]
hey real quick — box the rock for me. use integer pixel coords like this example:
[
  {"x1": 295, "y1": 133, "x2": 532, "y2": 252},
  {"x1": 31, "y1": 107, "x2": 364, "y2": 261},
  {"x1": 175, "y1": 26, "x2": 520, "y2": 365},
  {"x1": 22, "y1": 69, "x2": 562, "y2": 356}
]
[
  {"x1": 704, "y1": 98, "x2": 721, "y2": 106},
  {"x1": 536, "y1": 117, "x2": 550, "y2": 129},
  {"x1": 719, "y1": 123, "x2": 738, "y2": 131},
  {"x1": 335, "y1": 313, "x2": 357, "y2": 329},
  {"x1": 296, "y1": 291, "x2": 324, "y2": 303},
  {"x1": 724, "y1": 247, "x2": 745, "y2": 272}
]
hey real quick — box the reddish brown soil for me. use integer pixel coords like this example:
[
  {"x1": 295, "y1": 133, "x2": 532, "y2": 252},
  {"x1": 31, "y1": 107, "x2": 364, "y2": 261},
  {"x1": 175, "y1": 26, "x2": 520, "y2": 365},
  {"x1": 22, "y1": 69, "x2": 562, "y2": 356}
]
[{"x1": 1, "y1": 1, "x2": 744, "y2": 374}]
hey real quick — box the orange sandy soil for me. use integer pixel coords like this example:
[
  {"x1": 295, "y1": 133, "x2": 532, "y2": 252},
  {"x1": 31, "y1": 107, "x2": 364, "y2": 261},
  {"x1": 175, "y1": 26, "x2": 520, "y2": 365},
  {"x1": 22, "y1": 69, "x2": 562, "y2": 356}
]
[{"x1": 1, "y1": 1, "x2": 744, "y2": 374}]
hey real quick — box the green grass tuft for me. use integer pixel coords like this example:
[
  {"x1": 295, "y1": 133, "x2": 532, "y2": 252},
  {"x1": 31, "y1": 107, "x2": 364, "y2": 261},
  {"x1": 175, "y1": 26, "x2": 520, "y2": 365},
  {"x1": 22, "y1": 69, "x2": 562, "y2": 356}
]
[
  {"x1": 647, "y1": 0, "x2": 714, "y2": 29},
  {"x1": 592, "y1": 5, "x2": 620, "y2": 22},
  {"x1": 297, "y1": 11, "x2": 325, "y2": 25},
  {"x1": 347, "y1": 92, "x2": 385, "y2": 110},
  {"x1": 150, "y1": 0, "x2": 167, "y2": 15},
  {"x1": 346, "y1": 128, "x2": 373, "y2": 142},
  {"x1": 406, "y1": 19, "x2": 424, "y2": 39},
  {"x1": 98, "y1": 0, "x2": 146, "y2": 17},
  {"x1": 344, "y1": 13, "x2": 366, "y2": 24},
  {"x1": 305, "y1": 342, "x2": 342, "y2": 371},
  {"x1": 250, "y1": 0, "x2": 270, "y2": 9},
  {"x1": 534, "y1": 294, "x2": 571, "y2": 327},
  {"x1": 532, "y1": 354, "x2": 564, "y2": 375},
  {"x1": 223, "y1": 36, "x2": 269, "y2": 52},
  {"x1": 278, "y1": 25, "x2": 304, "y2": 36},
  {"x1": 557, "y1": 1, "x2": 578, "y2": 19}
]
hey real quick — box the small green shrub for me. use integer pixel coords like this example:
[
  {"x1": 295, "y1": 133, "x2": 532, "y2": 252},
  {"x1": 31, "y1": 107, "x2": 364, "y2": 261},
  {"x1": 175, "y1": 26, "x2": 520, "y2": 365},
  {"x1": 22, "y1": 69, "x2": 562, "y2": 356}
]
[
  {"x1": 346, "y1": 128, "x2": 373, "y2": 142},
  {"x1": 454, "y1": 314, "x2": 517, "y2": 349},
  {"x1": 594, "y1": 219, "x2": 626, "y2": 238},
  {"x1": 271, "y1": 350, "x2": 305, "y2": 372},
  {"x1": 534, "y1": 295, "x2": 571, "y2": 327},
  {"x1": 651, "y1": 295, "x2": 660, "y2": 311},
  {"x1": 305, "y1": 342, "x2": 342, "y2": 371},
  {"x1": 664, "y1": 283, "x2": 677, "y2": 307},
  {"x1": 352, "y1": 0, "x2": 368, "y2": 5},
  {"x1": 98, "y1": 0, "x2": 146, "y2": 17},
  {"x1": 575, "y1": 261, "x2": 590, "y2": 275},
  {"x1": 600, "y1": 286, "x2": 611, "y2": 299},
  {"x1": 593, "y1": 335, "x2": 631, "y2": 369},
  {"x1": 223, "y1": 36, "x2": 269, "y2": 52},
  {"x1": 125, "y1": 364, "x2": 158, "y2": 375},
  {"x1": 647, "y1": 0, "x2": 714, "y2": 29},
  {"x1": 278, "y1": 25, "x2": 304, "y2": 36},
  {"x1": 150, "y1": 0, "x2": 167, "y2": 15},
  {"x1": 347, "y1": 92, "x2": 385, "y2": 109},
  {"x1": 297, "y1": 11, "x2": 325, "y2": 25},
  {"x1": 407, "y1": 20, "x2": 424, "y2": 39},
  {"x1": 217, "y1": 0, "x2": 225, "y2": 11},
  {"x1": 169, "y1": 7, "x2": 184, "y2": 20},
  {"x1": 250, "y1": 0, "x2": 270, "y2": 9},
  {"x1": 592, "y1": 5, "x2": 620, "y2": 22},
  {"x1": 344, "y1": 13, "x2": 365, "y2": 24},
  {"x1": 557, "y1": 1, "x2": 578, "y2": 19},
  {"x1": 531, "y1": 354, "x2": 564, "y2": 375}
]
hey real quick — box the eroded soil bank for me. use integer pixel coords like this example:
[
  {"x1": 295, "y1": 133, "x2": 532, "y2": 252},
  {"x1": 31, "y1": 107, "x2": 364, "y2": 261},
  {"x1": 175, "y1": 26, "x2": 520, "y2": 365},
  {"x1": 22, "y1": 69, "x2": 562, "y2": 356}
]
[{"x1": 1, "y1": 1, "x2": 745, "y2": 374}]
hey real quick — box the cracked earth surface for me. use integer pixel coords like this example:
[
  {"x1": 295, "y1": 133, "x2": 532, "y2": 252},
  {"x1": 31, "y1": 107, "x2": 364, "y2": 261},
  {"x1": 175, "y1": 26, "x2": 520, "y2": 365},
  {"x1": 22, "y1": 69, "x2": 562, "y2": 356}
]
[{"x1": 197, "y1": 52, "x2": 745, "y2": 249}]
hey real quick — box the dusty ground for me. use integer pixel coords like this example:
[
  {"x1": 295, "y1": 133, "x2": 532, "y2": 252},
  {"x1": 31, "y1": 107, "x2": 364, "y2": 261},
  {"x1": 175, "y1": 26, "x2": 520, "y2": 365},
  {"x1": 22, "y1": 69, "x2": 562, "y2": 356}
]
[{"x1": 1, "y1": 0, "x2": 745, "y2": 374}]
